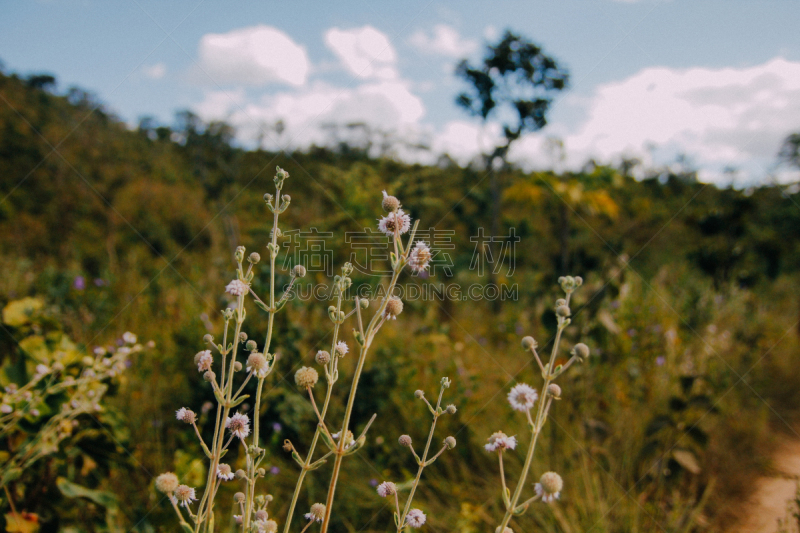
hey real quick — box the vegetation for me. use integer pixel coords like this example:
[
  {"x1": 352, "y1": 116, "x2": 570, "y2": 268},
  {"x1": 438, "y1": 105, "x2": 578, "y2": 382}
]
[{"x1": 1, "y1": 67, "x2": 800, "y2": 532}]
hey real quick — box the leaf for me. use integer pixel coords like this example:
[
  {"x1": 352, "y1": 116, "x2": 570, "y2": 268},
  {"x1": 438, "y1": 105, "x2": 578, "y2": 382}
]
[
  {"x1": 2, "y1": 298, "x2": 44, "y2": 327},
  {"x1": 56, "y1": 477, "x2": 119, "y2": 508},
  {"x1": 1, "y1": 467, "x2": 23, "y2": 487},
  {"x1": 672, "y1": 449, "x2": 701, "y2": 475}
]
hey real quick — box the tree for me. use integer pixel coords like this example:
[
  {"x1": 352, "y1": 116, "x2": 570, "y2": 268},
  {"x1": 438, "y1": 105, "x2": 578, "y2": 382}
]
[
  {"x1": 779, "y1": 132, "x2": 800, "y2": 170},
  {"x1": 455, "y1": 30, "x2": 569, "y2": 284}
]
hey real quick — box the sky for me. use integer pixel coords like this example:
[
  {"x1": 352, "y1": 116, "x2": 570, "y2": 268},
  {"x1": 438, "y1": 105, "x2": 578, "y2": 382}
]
[{"x1": 2, "y1": 0, "x2": 800, "y2": 184}]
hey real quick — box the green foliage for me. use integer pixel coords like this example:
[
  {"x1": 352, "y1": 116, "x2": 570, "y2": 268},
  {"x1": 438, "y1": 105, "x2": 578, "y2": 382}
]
[{"x1": 1, "y1": 69, "x2": 799, "y2": 531}]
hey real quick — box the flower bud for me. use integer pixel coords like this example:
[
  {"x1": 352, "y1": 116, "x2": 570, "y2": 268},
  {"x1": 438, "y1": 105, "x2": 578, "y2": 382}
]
[
  {"x1": 446, "y1": 404, "x2": 457, "y2": 414},
  {"x1": 359, "y1": 298, "x2": 369, "y2": 309},
  {"x1": 235, "y1": 246, "x2": 246, "y2": 262},
  {"x1": 382, "y1": 191, "x2": 400, "y2": 212},
  {"x1": 233, "y1": 361, "x2": 242, "y2": 372},
  {"x1": 414, "y1": 390, "x2": 425, "y2": 399},
  {"x1": 572, "y1": 343, "x2": 590, "y2": 361},
  {"x1": 444, "y1": 436, "x2": 457, "y2": 449},
  {"x1": 292, "y1": 264, "x2": 307, "y2": 278},
  {"x1": 398, "y1": 435, "x2": 412, "y2": 447},
  {"x1": 234, "y1": 491, "x2": 246, "y2": 502},
  {"x1": 315, "y1": 350, "x2": 331, "y2": 365},
  {"x1": 441, "y1": 377, "x2": 451, "y2": 388},
  {"x1": 555, "y1": 305, "x2": 571, "y2": 318},
  {"x1": 548, "y1": 384, "x2": 562, "y2": 398},
  {"x1": 239, "y1": 332, "x2": 248, "y2": 342},
  {"x1": 155, "y1": 472, "x2": 179, "y2": 493},
  {"x1": 246, "y1": 340, "x2": 258, "y2": 352},
  {"x1": 555, "y1": 298, "x2": 567, "y2": 307},
  {"x1": 383, "y1": 297, "x2": 403, "y2": 319},
  {"x1": 342, "y1": 262, "x2": 354, "y2": 276},
  {"x1": 255, "y1": 510, "x2": 268, "y2": 522},
  {"x1": 203, "y1": 370, "x2": 216, "y2": 382},
  {"x1": 521, "y1": 336, "x2": 537, "y2": 350},
  {"x1": 203, "y1": 334, "x2": 214, "y2": 344},
  {"x1": 248, "y1": 252, "x2": 261, "y2": 264}
]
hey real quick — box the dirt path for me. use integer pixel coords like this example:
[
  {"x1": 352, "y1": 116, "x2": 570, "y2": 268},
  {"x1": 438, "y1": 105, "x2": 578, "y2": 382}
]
[{"x1": 735, "y1": 437, "x2": 800, "y2": 532}]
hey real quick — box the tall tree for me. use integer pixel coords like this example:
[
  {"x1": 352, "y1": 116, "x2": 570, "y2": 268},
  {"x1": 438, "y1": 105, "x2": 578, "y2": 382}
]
[{"x1": 456, "y1": 30, "x2": 569, "y2": 282}]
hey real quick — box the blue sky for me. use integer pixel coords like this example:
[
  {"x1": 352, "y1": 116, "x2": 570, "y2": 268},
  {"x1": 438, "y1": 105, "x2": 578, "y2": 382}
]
[{"x1": 2, "y1": 0, "x2": 800, "y2": 183}]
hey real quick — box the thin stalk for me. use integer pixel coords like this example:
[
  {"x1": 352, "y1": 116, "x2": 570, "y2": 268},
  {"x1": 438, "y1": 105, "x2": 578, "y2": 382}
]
[
  {"x1": 398, "y1": 388, "x2": 444, "y2": 531},
  {"x1": 319, "y1": 267, "x2": 403, "y2": 533}
]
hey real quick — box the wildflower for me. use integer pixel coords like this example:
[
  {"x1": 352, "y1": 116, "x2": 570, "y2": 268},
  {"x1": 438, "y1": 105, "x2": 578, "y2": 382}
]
[
  {"x1": 382, "y1": 190, "x2": 400, "y2": 212},
  {"x1": 123, "y1": 332, "x2": 137, "y2": 344},
  {"x1": 335, "y1": 341, "x2": 349, "y2": 357},
  {"x1": 155, "y1": 472, "x2": 179, "y2": 493},
  {"x1": 234, "y1": 492, "x2": 246, "y2": 503},
  {"x1": 255, "y1": 510, "x2": 268, "y2": 521},
  {"x1": 217, "y1": 463, "x2": 234, "y2": 481},
  {"x1": 175, "y1": 407, "x2": 196, "y2": 424},
  {"x1": 315, "y1": 350, "x2": 331, "y2": 365},
  {"x1": 399, "y1": 435, "x2": 412, "y2": 447},
  {"x1": 305, "y1": 503, "x2": 326, "y2": 522},
  {"x1": 383, "y1": 297, "x2": 404, "y2": 320},
  {"x1": 174, "y1": 484, "x2": 197, "y2": 507},
  {"x1": 294, "y1": 366, "x2": 319, "y2": 389},
  {"x1": 414, "y1": 390, "x2": 425, "y2": 399},
  {"x1": 1, "y1": 404, "x2": 12, "y2": 414},
  {"x1": 35, "y1": 364, "x2": 49, "y2": 375},
  {"x1": 332, "y1": 430, "x2": 355, "y2": 449},
  {"x1": 376, "y1": 481, "x2": 397, "y2": 497},
  {"x1": 195, "y1": 350, "x2": 213, "y2": 372},
  {"x1": 445, "y1": 404, "x2": 457, "y2": 414},
  {"x1": 535, "y1": 471, "x2": 563, "y2": 503},
  {"x1": 292, "y1": 264, "x2": 307, "y2": 278},
  {"x1": 234, "y1": 515, "x2": 243, "y2": 525},
  {"x1": 571, "y1": 342, "x2": 590, "y2": 361},
  {"x1": 444, "y1": 436, "x2": 457, "y2": 449},
  {"x1": 548, "y1": 384, "x2": 562, "y2": 399},
  {"x1": 408, "y1": 241, "x2": 432, "y2": 272},
  {"x1": 555, "y1": 304, "x2": 571, "y2": 317},
  {"x1": 247, "y1": 353, "x2": 269, "y2": 378},
  {"x1": 226, "y1": 413, "x2": 251, "y2": 440},
  {"x1": 485, "y1": 431, "x2": 517, "y2": 452},
  {"x1": 255, "y1": 519, "x2": 278, "y2": 533},
  {"x1": 378, "y1": 209, "x2": 411, "y2": 236},
  {"x1": 508, "y1": 383, "x2": 538, "y2": 411},
  {"x1": 521, "y1": 336, "x2": 537, "y2": 350},
  {"x1": 405, "y1": 509, "x2": 426, "y2": 528},
  {"x1": 225, "y1": 279, "x2": 249, "y2": 296}
]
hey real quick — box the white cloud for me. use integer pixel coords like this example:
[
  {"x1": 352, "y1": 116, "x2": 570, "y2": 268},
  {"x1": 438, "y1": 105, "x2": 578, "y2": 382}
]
[
  {"x1": 516, "y1": 57, "x2": 800, "y2": 182},
  {"x1": 324, "y1": 26, "x2": 397, "y2": 80},
  {"x1": 195, "y1": 79, "x2": 425, "y2": 151},
  {"x1": 196, "y1": 25, "x2": 309, "y2": 86},
  {"x1": 142, "y1": 62, "x2": 166, "y2": 80},
  {"x1": 409, "y1": 24, "x2": 478, "y2": 58}
]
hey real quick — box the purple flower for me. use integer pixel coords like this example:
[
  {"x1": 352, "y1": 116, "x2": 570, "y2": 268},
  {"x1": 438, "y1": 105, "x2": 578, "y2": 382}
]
[
  {"x1": 272, "y1": 422, "x2": 282, "y2": 432},
  {"x1": 656, "y1": 357, "x2": 665, "y2": 366},
  {"x1": 369, "y1": 479, "x2": 378, "y2": 487},
  {"x1": 94, "y1": 278, "x2": 106, "y2": 287},
  {"x1": 270, "y1": 466, "x2": 280, "y2": 475},
  {"x1": 73, "y1": 276, "x2": 85, "y2": 290}
]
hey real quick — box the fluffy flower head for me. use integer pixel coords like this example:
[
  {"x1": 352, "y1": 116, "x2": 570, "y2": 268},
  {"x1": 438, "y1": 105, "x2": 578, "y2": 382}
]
[
  {"x1": 225, "y1": 279, "x2": 249, "y2": 296},
  {"x1": 174, "y1": 484, "x2": 197, "y2": 507},
  {"x1": 155, "y1": 472, "x2": 179, "y2": 493},
  {"x1": 485, "y1": 431, "x2": 517, "y2": 452},
  {"x1": 406, "y1": 509, "x2": 426, "y2": 528},
  {"x1": 508, "y1": 383, "x2": 538, "y2": 411},
  {"x1": 376, "y1": 481, "x2": 397, "y2": 497},
  {"x1": 294, "y1": 366, "x2": 319, "y2": 389},
  {"x1": 195, "y1": 350, "x2": 213, "y2": 372},
  {"x1": 305, "y1": 503, "x2": 326, "y2": 522},
  {"x1": 535, "y1": 471, "x2": 563, "y2": 503},
  {"x1": 335, "y1": 341, "x2": 349, "y2": 357},
  {"x1": 226, "y1": 412, "x2": 251, "y2": 440},
  {"x1": 175, "y1": 407, "x2": 196, "y2": 424},
  {"x1": 247, "y1": 352, "x2": 269, "y2": 378},
  {"x1": 409, "y1": 241, "x2": 432, "y2": 272},
  {"x1": 217, "y1": 463, "x2": 234, "y2": 481},
  {"x1": 378, "y1": 209, "x2": 411, "y2": 236}
]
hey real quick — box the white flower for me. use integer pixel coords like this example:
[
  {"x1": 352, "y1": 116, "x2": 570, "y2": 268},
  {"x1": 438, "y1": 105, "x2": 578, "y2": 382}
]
[
  {"x1": 405, "y1": 509, "x2": 426, "y2": 528},
  {"x1": 255, "y1": 519, "x2": 278, "y2": 533},
  {"x1": 408, "y1": 241, "x2": 432, "y2": 272},
  {"x1": 217, "y1": 463, "x2": 234, "y2": 481},
  {"x1": 485, "y1": 431, "x2": 517, "y2": 452},
  {"x1": 233, "y1": 515, "x2": 243, "y2": 525},
  {"x1": 378, "y1": 209, "x2": 411, "y2": 236},
  {"x1": 93, "y1": 346, "x2": 107, "y2": 356},
  {"x1": 305, "y1": 503, "x2": 326, "y2": 522},
  {"x1": 195, "y1": 350, "x2": 213, "y2": 372},
  {"x1": 1, "y1": 404, "x2": 12, "y2": 414},
  {"x1": 122, "y1": 332, "x2": 137, "y2": 344},
  {"x1": 225, "y1": 279, "x2": 249, "y2": 296},
  {"x1": 175, "y1": 407, "x2": 196, "y2": 424},
  {"x1": 535, "y1": 471, "x2": 563, "y2": 503},
  {"x1": 35, "y1": 364, "x2": 49, "y2": 376},
  {"x1": 174, "y1": 484, "x2": 197, "y2": 507},
  {"x1": 335, "y1": 341, "x2": 349, "y2": 357},
  {"x1": 508, "y1": 383, "x2": 538, "y2": 411},
  {"x1": 226, "y1": 413, "x2": 251, "y2": 440},
  {"x1": 376, "y1": 481, "x2": 397, "y2": 497}
]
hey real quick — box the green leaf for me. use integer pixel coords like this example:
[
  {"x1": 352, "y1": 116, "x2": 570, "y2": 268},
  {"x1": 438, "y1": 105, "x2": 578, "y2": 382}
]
[
  {"x1": 56, "y1": 477, "x2": 119, "y2": 509},
  {"x1": 229, "y1": 394, "x2": 250, "y2": 408},
  {"x1": 254, "y1": 299, "x2": 271, "y2": 313}
]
